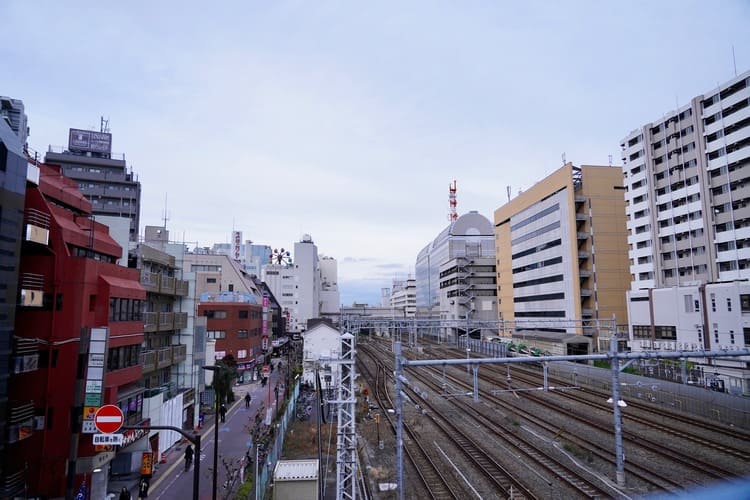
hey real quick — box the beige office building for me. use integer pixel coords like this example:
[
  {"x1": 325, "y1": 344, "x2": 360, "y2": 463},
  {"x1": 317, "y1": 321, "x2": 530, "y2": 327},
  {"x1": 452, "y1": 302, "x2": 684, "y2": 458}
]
[{"x1": 494, "y1": 163, "x2": 630, "y2": 335}]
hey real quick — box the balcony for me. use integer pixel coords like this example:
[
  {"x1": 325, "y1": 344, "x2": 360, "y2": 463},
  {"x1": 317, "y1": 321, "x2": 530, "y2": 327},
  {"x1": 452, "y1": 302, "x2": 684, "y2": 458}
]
[
  {"x1": 578, "y1": 251, "x2": 591, "y2": 260},
  {"x1": 140, "y1": 270, "x2": 159, "y2": 292},
  {"x1": 158, "y1": 312, "x2": 175, "y2": 331},
  {"x1": 172, "y1": 344, "x2": 187, "y2": 364},
  {"x1": 141, "y1": 350, "x2": 156, "y2": 373},
  {"x1": 578, "y1": 269, "x2": 592, "y2": 278},
  {"x1": 24, "y1": 208, "x2": 50, "y2": 246},
  {"x1": 157, "y1": 347, "x2": 172, "y2": 369},
  {"x1": 577, "y1": 231, "x2": 589, "y2": 241},
  {"x1": 579, "y1": 288, "x2": 593, "y2": 297},
  {"x1": 174, "y1": 312, "x2": 188, "y2": 329},
  {"x1": 172, "y1": 279, "x2": 189, "y2": 297},
  {"x1": 144, "y1": 312, "x2": 158, "y2": 333},
  {"x1": 159, "y1": 275, "x2": 175, "y2": 294}
]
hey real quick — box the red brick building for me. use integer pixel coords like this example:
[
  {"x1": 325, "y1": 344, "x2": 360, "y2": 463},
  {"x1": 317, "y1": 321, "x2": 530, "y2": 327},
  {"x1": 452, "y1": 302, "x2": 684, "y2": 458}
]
[
  {"x1": 8, "y1": 163, "x2": 146, "y2": 497},
  {"x1": 198, "y1": 298, "x2": 263, "y2": 379}
]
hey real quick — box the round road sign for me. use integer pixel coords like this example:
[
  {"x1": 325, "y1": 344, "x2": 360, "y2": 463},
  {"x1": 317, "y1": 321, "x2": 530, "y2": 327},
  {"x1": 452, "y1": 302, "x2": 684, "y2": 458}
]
[{"x1": 94, "y1": 404, "x2": 124, "y2": 434}]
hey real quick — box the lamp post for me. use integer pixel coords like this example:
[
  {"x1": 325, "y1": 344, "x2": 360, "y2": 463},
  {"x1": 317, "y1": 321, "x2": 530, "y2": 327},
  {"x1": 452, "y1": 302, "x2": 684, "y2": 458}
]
[{"x1": 202, "y1": 365, "x2": 226, "y2": 500}]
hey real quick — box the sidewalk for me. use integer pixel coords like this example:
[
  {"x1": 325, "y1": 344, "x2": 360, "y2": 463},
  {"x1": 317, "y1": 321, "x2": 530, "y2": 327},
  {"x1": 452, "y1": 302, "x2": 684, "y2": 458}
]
[{"x1": 107, "y1": 391, "x2": 244, "y2": 498}]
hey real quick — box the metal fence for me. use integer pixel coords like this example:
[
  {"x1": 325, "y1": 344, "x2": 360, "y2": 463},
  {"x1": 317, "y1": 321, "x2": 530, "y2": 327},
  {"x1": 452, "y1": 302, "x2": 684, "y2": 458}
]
[
  {"x1": 255, "y1": 379, "x2": 301, "y2": 499},
  {"x1": 544, "y1": 361, "x2": 750, "y2": 430}
]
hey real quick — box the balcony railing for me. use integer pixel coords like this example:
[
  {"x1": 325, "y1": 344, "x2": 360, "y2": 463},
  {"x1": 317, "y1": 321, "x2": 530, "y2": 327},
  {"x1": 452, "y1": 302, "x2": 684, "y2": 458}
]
[
  {"x1": 140, "y1": 270, "x2": 159, "y2": 292},
  {"x1": 158, "y1": 312, "x2": 175, "y2": 331},
  {"x1": 160, "y1": 275, "x2": 175, "y2": 294},
  {"x1": 144, "y1": 312, "x2": 158, "y2": 333},
  {"x1": 174, "y1": 312, "x2": 188, "y2": 329},
  {"x1": 157, "y1": 347, "x2": 172, "y2": 369},
  {"x1": 172, "y1": 344, "x2": 187, "y2": 364},
  {"x1": 141, "y1": 350, "x2": 156, "y2": 373},
  {"x1": 175, "y1": 279, "x2": 189, "y2": 297}
]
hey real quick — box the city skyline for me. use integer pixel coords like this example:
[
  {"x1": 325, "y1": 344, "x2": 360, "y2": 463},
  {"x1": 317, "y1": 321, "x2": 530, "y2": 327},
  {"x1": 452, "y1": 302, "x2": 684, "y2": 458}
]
[{"x1": 2, "y1": 1, "x2": 750, "y2": 305}]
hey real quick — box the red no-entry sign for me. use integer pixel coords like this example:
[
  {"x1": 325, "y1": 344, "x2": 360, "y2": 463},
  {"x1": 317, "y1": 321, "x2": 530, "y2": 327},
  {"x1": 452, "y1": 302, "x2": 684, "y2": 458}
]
[{"x1": 94, "y1": 404, "x2": 124, "y2": 434}]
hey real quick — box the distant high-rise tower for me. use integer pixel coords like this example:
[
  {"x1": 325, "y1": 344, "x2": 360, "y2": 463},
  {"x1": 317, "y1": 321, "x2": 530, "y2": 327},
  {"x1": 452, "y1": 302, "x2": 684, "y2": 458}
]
[
  {"x1": 0, "y1": 96, "x2": 28, "y2": 146},
  {"x1": 44, "y1": 126, "x2": 141, "y2": 241}
]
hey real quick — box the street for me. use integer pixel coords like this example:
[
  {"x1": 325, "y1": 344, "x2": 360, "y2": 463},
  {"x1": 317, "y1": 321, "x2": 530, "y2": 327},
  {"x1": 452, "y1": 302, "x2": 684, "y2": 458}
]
[{"x1": 146, "y1": 363, "x2": 286, "y2": 499}]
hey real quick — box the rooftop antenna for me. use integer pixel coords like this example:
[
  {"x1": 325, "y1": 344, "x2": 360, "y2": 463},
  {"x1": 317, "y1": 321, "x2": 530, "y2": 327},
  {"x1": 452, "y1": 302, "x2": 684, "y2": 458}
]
[
  {"x1": 561, "y1": 152, "x2": 566, "y2": 166},
  {"x1": 608, "y1": 154, "x2": 613, "y2": 167},
  {"x1": 100, "y1": 116, "x2": 110, "y2": 134},
  {"x1": 506, "y1": 185, "x2": 511, "y2": 202},
  {"x1": 732, "y1": 45, "x2": 737, "y2": 77},
  {"x1": 448, "y1": 180, "x2": 458, "y2": 222},
  {"x1": 162, "y1": 193, "x2": 169, "y2": 229}
]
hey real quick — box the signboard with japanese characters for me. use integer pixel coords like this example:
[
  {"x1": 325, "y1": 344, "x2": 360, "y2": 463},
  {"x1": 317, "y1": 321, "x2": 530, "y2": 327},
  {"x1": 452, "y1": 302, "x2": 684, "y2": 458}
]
[{"x1": 93, "y1": 433, "x2": 123, "y2": 445}]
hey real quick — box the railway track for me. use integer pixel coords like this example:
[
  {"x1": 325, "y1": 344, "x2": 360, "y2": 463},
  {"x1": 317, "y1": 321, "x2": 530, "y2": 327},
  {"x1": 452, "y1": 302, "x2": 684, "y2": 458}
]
[
  {"x1": 362, "y1": 342, "x2": 618, "y2": 498},
  {"x1": 357, "y1": 345, "x2": 461, "y2": 500}
]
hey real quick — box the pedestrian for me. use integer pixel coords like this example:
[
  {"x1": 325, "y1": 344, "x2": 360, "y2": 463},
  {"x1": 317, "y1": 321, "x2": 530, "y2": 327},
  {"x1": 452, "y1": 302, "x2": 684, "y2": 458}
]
[
  {"x1": 138, "y1": 477, "x2": 149, "y2": 499},
  {"x1": 184, "y1": 444, "x2": 194, "y2": 471},
  {"x1": 244, "y1": 392, "x2": 251, "y2": 409},
  {"x1": 119, "y1": 487, "x2": 132, "y2": 500},
  {"x1": 220, "y1": 403, "x2": 227, "y2": 423}
]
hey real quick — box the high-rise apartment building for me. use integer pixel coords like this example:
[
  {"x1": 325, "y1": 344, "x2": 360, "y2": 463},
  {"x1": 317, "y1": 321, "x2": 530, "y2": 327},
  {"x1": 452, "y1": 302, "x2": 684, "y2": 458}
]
[
  {"x1": 494, "y1": 163, "x2": 630, "y2": 335},
  {"x1": 45, "y1": 128, "x2": 141, "y2": 241},
  {"x1": 621, "y1": 70, "x2": 750, "y2": 393},
  {"x1": 621, "y1": 70, "x2": 750, "y2": 289}
]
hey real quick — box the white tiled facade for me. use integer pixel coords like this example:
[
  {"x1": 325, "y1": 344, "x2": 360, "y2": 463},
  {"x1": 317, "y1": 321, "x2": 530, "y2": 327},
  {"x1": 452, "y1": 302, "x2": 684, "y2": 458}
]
[{"x1": 622, "y1": 70, "x2": 750, "y2": 393}]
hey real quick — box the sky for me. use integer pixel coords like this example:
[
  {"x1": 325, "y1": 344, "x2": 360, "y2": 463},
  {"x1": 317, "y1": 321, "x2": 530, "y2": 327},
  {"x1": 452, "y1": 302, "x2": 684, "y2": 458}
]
[{"x1": 2, "y1": 1, "x2": 750, "y2": 306}]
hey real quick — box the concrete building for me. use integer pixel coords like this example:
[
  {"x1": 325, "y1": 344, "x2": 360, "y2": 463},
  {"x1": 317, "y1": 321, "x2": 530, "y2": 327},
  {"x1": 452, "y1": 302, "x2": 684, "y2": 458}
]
[
  {"x1": 0, "y1": 107, "x2": 29, "y2": 497},
  {"x1": 390, "y1": 278, "x2": 416, "y2": 317},
  {"x1": 494, "y1": 163, "x2": 630, "y2": 336},
  {"x1": 11, "y1": 161, "x2": 145, "y2": 498},
  {"x1": 621, "y1": 70, "x2": 750, "y2": 390},
  {"x1": 415, "y1": 211, "x2": 496, "y2": 337},
  {"x1": 262, "y1": 235, "x2": 339, "y2": 333},
  {"x1": 0, "y1": 96, "x2": 28, "y2": 147},
  {"x1": 319, "y1": 256, "x2": 340, "y2": 321},
  {"x1": 301, "y1": 320, "x2": 341, "y2": 387},
  {"x1": 44, "y1": 128, "x2": 141, "y2": 241}
]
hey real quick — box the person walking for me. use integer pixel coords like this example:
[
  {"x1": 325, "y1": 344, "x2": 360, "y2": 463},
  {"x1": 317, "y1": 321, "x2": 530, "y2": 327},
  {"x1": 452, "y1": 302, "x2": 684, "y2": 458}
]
[
  {"x1": 219, "y1": 403, "x2": 227, "y2": 423},
  {"x1": 244, "y1": 392, "x2": 251, "y2": 409},
  {"x1": 138, "y1": 477, "x2": 149, "y2": 499},
  {"x1": 119, "y1": 487, "x2": 132, "y2": 500},
  {"x1": 184, "y1": 444, "x2": 194, "y2": 471}
]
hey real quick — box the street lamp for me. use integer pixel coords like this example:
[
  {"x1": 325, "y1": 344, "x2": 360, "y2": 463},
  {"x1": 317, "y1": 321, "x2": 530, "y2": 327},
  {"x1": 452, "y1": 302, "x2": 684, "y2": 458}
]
[{"x1": 202, "y1": 364, "x2": 227, "y2": 500}]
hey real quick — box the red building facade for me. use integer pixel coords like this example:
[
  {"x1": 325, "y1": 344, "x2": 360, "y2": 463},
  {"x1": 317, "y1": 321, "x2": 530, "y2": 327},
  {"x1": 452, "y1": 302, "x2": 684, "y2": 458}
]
[
  {"x1": 9, "y1": 163, "x2": 146, "y2": 497},
  {"x1": 198, "y1": 301, "x2": 263, "y2": 376}
]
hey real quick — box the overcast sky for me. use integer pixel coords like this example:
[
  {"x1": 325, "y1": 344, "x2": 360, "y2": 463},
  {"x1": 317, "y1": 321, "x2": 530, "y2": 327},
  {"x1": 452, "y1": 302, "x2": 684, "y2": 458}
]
[{"x1": 2, "y1": 1, "x2": 749, "y2": 306}]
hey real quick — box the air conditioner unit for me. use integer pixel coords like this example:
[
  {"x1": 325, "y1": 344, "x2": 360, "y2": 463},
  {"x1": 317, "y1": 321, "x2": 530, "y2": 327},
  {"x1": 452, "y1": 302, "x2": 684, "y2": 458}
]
[
  {"x1": 20, "y1": 289, "x2": 43, "y2": 307},
  {"x1": 653, "y1": 342, "x2": 661, "y2": 350},
  {"x1": 692, "y1": 343, "x2": 698, "y2": 350}
]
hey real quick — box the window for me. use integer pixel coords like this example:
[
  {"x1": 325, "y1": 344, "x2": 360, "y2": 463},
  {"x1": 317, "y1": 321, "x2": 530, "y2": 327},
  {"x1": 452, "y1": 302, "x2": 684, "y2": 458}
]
[
  {"x1": 684, "y1": 295, "x2": 694, "y2": 313},
  {"x1": 727, "y1": 298, "x2": 733, "y2": 312},
  {"x1": 204, "y1": 310, "x2": 227, "y2": 319},
  {"x1": 632, "y1": 325, "x2": 650, "y2": 338},
  {"x1": 237, "y1": 329, "x2": 248, "y2": 338},
  {"x1": 741, "y1": 294, "x2": 750, "y2": 312},
  {"x1": 711, "y1": 294, "x2": 716, "y2": 312},
  {"x1": 207, "y1": 331, "x2": 226, "y2": 339},
  {"x1": 239, "y1": 310, "x2": 249, "y2": 319},
  {"x1": 206, "y1": 278, "x2": 217, "y2": 284}
]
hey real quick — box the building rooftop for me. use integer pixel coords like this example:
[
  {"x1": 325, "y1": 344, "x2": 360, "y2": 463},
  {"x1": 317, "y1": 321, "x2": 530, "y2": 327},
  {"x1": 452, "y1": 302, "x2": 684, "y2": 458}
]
[{"x1": 274, "y1": 459, "x2": 319, "y2": 481}]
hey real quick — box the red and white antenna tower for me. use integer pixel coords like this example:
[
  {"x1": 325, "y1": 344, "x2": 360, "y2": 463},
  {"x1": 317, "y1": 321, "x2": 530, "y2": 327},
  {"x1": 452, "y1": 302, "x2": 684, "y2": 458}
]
[{"x1": 448, "y1": 180, "x2": 458, "y2": 222}]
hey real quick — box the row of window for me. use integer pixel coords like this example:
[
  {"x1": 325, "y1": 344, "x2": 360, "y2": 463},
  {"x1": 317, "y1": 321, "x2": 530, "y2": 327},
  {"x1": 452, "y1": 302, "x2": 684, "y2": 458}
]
[
  {"x1": 512, "y1": 256, "x2": 562, "y2": 274},
  {"x1": 511, "y1": 221, "x2": 560, "y2": 246},
  {"x1": 703, "y1": 77, "x2": 749, "y2": 108},
  {"x1": 207, "y1": 328, "x2": 262, "y2": 340},
  {"x1": 107, "y1": 345, "x2": 140, "y2": 371},
  {"x1": 514, "y1": 292, "x2": 564, "y2": 303},
  {"x1": 512, "y1": 274, "x2": 563, "y2": 289},
  {"x1": 632, "y1": 325, "x2": 676, "y2": 339},
  {"x1": 109, "y1": 298, "x2": 144, "y2": 322},
  {"x1": 203, "y1": 309, "x2": 261, "y2": 320},
  {"x1": 510, "y1": 203, "x2": 560, "y2": 232},
  {"x1": 70, "y1": 245, "x2": 116, "y2": 263},
  {"x1": 511, "y1": 238, "x2": 562, "y2": 260}
]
